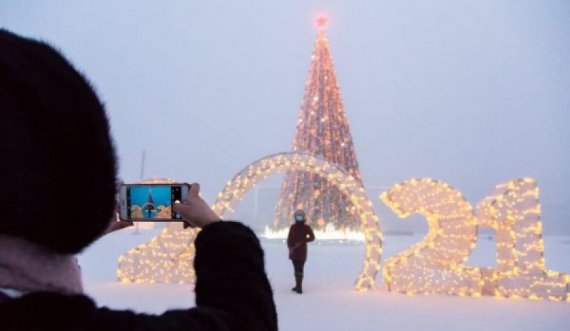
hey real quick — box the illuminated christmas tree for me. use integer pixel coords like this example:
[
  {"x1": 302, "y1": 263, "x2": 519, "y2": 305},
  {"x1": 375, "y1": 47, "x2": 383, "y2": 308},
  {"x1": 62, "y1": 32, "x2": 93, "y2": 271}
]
[{"x1": 274, "y1": 16, "x2": 363, "y2": 230}]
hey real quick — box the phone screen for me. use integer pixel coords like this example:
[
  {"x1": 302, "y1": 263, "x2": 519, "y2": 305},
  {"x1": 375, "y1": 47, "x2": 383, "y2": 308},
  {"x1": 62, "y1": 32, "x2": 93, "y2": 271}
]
[{"x1": 125, "y1": 185, "x2": 183, "y2": 220}]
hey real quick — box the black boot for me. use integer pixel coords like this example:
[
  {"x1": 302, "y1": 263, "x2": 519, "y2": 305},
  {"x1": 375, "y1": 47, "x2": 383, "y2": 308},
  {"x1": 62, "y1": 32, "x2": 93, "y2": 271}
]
[
  {"x1": 292, "y1": 274, "x2": 299, "y2": 293},
  {"x1": 292, "y1": 273, "x2": 303, "y2": 294}
]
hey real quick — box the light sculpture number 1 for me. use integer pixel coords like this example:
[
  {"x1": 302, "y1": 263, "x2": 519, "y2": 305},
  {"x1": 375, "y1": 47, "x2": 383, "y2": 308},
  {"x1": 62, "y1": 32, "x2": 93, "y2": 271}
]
[{"x1": 476, "y1": 179, "x2": 569, "y2": 300}]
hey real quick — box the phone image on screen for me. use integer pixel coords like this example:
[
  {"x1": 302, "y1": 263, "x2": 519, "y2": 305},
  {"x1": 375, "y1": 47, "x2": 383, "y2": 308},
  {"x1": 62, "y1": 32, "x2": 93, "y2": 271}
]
[{"x1": 119, "y1": 183, "x2": 189, "y2": 221}]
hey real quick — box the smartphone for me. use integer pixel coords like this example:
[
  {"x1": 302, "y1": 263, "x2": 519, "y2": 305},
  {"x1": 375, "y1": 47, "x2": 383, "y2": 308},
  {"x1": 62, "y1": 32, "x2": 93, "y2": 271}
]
[{"x1": 119, "y1": 183, "x2": 189, "y2": 221}]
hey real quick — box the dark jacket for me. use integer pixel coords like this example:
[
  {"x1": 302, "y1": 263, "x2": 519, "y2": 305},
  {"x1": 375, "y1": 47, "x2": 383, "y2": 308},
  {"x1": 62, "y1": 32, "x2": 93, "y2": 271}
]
[
  {"x1": 287, "y1": 223, "x2": 315, "y2": 261},
  {"x1": 0, "y1": 222, "x2": 278, "y2": 331}
]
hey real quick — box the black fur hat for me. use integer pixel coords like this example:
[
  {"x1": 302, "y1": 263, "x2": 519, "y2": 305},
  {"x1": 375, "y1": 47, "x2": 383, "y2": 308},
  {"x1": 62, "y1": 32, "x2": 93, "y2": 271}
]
[{"x1": 0, "y1": 30, "x2": 117, "y2": 254}]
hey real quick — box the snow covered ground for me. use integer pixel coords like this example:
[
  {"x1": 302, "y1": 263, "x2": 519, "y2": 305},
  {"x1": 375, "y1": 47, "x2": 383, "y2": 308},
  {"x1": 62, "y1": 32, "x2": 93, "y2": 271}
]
[{"x1": 79, "y1": 227, "x2": 570, "y2": 331}]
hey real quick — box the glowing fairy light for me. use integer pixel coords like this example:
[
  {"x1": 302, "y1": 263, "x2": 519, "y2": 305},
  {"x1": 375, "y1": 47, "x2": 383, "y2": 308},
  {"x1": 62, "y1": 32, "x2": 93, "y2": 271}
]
[
  {"x1": 381, "y1": 178, "x2": 570, "y2": 301},
  {"x1": 117, "y1": 224, "x2": 198, "y2": 284},
  {"x1": 476, "y1": 179, "x2": 569, "y2": 301},
  {"x1": 117, "y1": 178, "x2": 199, "y2": 284}
]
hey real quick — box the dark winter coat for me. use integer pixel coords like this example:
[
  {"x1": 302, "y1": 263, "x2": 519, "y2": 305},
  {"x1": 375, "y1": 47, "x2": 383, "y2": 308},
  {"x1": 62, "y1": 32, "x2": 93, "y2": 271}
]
[
  {"x1": 0, "y1": 222, "x2": 278, "y2": 331},
  {"x1": 287, "y1": 223, "x2": 315, "y2": 261}
]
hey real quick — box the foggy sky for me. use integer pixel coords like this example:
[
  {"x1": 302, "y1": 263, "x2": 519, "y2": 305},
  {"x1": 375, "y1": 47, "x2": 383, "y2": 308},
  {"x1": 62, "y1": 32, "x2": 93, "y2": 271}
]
[{"x1": 1, "y1": 1, "x2": 569, "y2": 234}]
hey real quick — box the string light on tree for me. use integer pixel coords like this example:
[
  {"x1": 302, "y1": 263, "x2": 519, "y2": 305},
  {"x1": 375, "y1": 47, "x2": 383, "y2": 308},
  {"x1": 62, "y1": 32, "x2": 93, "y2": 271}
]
[{"x1": 274, "y1": 15, "x2": 364, "y2": 231}]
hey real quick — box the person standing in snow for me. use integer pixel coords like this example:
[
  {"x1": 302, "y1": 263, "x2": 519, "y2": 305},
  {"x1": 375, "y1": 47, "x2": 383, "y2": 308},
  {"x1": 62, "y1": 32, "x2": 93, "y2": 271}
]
[{"x1": 287, "y1": 209, "x2": 315, "y2": 294}]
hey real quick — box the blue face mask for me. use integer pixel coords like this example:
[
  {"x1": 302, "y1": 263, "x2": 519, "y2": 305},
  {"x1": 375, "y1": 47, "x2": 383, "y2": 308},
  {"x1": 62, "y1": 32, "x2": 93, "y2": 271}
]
[{"x1": 295, "y1": 215, "x2": 305, "y2": 222}]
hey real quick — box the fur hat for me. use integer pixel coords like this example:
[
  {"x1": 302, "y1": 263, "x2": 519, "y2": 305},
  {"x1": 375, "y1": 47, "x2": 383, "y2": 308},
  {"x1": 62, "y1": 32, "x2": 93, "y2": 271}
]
[{"x1": 0, "y1": 30, "x2": 117, "y2": 254}]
